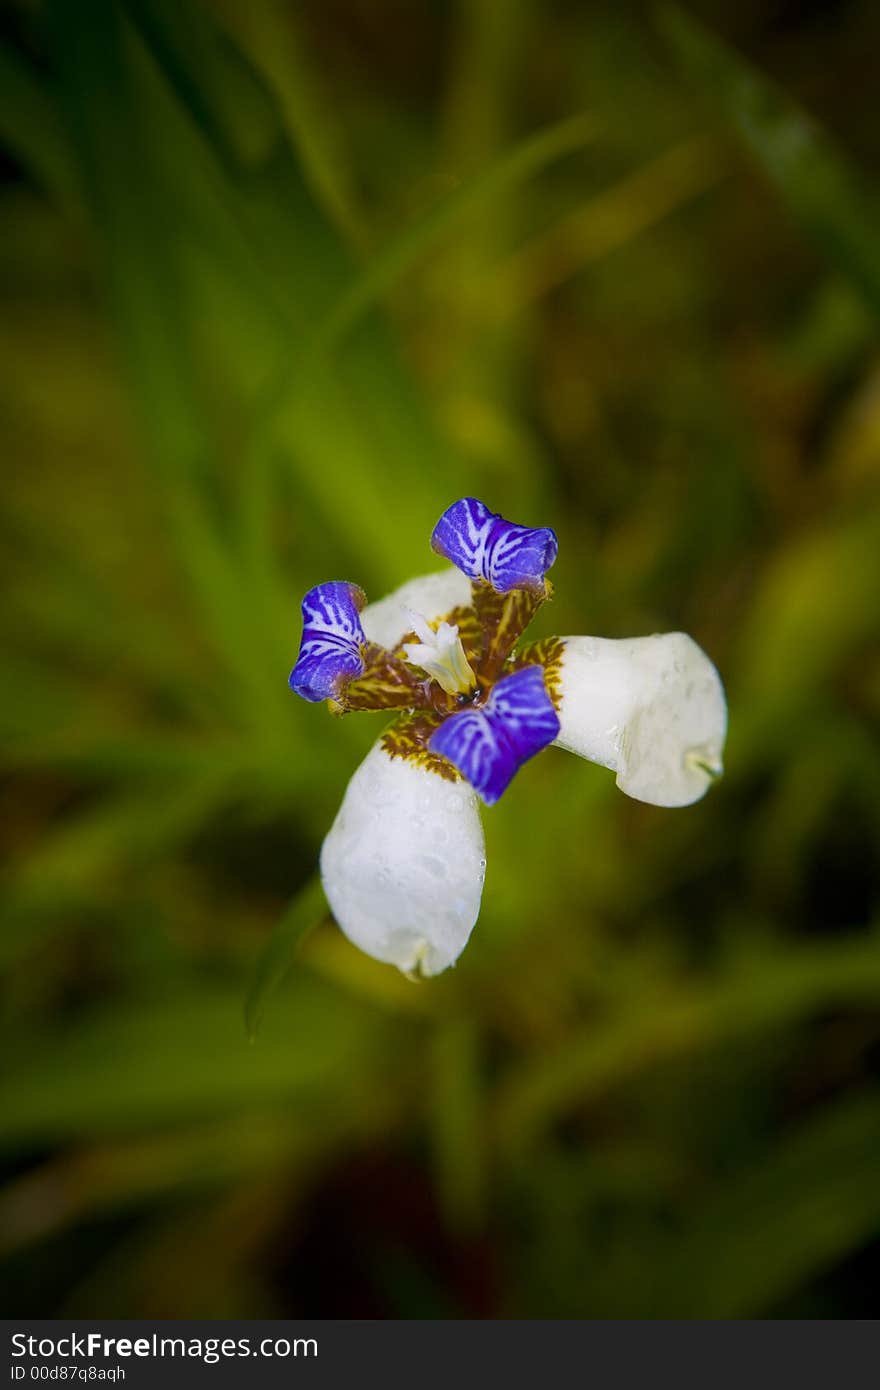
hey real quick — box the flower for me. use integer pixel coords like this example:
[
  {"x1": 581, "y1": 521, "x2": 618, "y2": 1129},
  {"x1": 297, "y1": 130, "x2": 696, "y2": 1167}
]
[{"x1": 289, "y1": 497, "x2": 727, "y2": 977}]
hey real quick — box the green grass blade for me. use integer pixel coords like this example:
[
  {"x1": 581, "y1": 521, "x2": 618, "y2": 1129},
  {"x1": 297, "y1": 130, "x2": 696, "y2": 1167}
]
[
  {"x1": 661, "y1": 1091, "x2": 880, "y2": 1316},
  {"x1": 313, "y1": 110, "x2": 597, "y2": 353},
  {"x1": 46, "y1": 1, "x2": 206, "y2": 482},
  {"x1": 428, "y1": 1019, "x2": 487, "y2": 1236},
  {"x1": 0, "y1": 40, "x2": 79, "y2": 206},
  {"x1": 0, "y1": 982, "x2": 401, "y2": 1144},
  {"x1": 491, "y1": 134, "x2": 725, "y2": 312},
  {"x1": 123, "y1": 0, "x2": 278, "y2": 173},
  {"x1": 659, "y1": 3, "x2": 880, "y2": 316},
  {"x1": 244, "y1": 874, "x2": 329, "y2": 1040},
  {"x1": 211, "y1": 0, "x2": 366, "y2": 247},
  {"x1": 494, "y1": 934, "x2": 880, "y2": 1154}
]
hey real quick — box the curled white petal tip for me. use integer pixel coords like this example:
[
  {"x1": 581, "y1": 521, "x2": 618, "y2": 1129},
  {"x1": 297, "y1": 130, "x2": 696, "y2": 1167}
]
[
  {"x1": 320, "y1": 742, "x2": 486, "y2": 976},
  {"x1": 360, "y1": 568, "x2": 473, "y2": 650},
  {"x1": 554, "y1": 632, "x2": 727, "y2": 808}
]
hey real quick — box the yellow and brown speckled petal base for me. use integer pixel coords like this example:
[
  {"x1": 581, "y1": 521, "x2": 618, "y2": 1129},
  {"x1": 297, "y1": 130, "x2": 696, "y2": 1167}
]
[
  {"x1": 337, "y1": 583, "x2": 561, "y2": 792},
  {"x1": 381, "y1": 711, "x2": 462, "y2": 781},
  {"x1": 472, "y1": 581, "x2": 549, "y2": 679},
  {"x1": 508, "y1": 635, "x2": 565, "y2": 709},
  {"x1": 341, "y1": 642, "x2": 431, "y2": 712}
]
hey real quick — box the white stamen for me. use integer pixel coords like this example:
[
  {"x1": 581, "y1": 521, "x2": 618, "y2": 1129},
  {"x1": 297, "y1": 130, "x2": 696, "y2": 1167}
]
[{"x1": 401, "y1": 606, "x2": 476, "y2": 697}]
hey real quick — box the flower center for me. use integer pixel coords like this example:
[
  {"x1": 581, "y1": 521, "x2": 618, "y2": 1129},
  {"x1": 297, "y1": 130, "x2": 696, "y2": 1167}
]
[{"x1": 401, "y1": 608, "x2": 477, "y2": 697}]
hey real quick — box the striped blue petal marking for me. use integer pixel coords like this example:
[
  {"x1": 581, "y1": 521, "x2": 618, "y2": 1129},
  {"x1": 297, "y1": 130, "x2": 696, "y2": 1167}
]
[
  {"x1": 431, "y1": 497, "x2": 558, "y2": 593},
  {"x1": 289, "y1": 581, "x2": 367, "y2": 702},
  {"x1": 428, "y1": 665, "x2": 560, "y2": 804}
]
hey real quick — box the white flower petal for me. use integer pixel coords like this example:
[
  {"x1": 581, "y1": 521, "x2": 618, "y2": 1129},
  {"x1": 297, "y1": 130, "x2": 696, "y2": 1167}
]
[
  {"x1": 320, "y1": 742, "x2": 486, "y2": 975},
  {"x1": 554, "y1": 633, "x2": 727, "y2": 807},
  {"x1": 360, "y1": 568, "x2": 472, "y2": 650}
]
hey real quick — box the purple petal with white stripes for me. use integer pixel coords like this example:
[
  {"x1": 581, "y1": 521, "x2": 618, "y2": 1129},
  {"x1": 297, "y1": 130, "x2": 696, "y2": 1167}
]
[
  {"x1": 428, "y1": 666, "x2": 560, "y2": 804},
  {"x1": 289, "y1": 581, "x2": 367, "y2": 702},
  {"x1": 431, "y1": 497, "x2": 558, "y2": 593}
]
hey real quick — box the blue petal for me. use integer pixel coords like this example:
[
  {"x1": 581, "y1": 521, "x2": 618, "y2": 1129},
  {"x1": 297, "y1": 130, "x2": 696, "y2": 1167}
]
[
  {"x1": 431, "y1": 497, "x2": 558, "y2": 593},
  {"x1": 428, "y1": 666, "x2": 560, "y2": 804},
  {"x1": 289, "y1": 581, "x2": 367, "y2": 702}
]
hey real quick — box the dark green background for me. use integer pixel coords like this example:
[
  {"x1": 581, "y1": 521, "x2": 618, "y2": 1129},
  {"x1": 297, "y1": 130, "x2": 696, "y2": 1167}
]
[{"x1": 1, "y1": 0, "x2": 879, "y2": 1317}]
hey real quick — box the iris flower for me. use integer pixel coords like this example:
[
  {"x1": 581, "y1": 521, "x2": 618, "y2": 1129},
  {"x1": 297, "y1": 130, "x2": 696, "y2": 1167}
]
[{"x1": 289, "y1": 498, "x2": 727, "y2": 976}]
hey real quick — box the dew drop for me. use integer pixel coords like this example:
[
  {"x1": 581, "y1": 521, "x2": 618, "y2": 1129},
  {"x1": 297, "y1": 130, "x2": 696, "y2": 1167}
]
[{"x1": 419, "y1": 854, "x2": 447, "y2": 879}]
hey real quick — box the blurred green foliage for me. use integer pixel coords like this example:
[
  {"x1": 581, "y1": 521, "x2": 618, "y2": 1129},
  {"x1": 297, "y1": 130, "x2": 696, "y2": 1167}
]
[{"x1": 1, "y1": 0, "x2": 879, "y2": 1318}]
